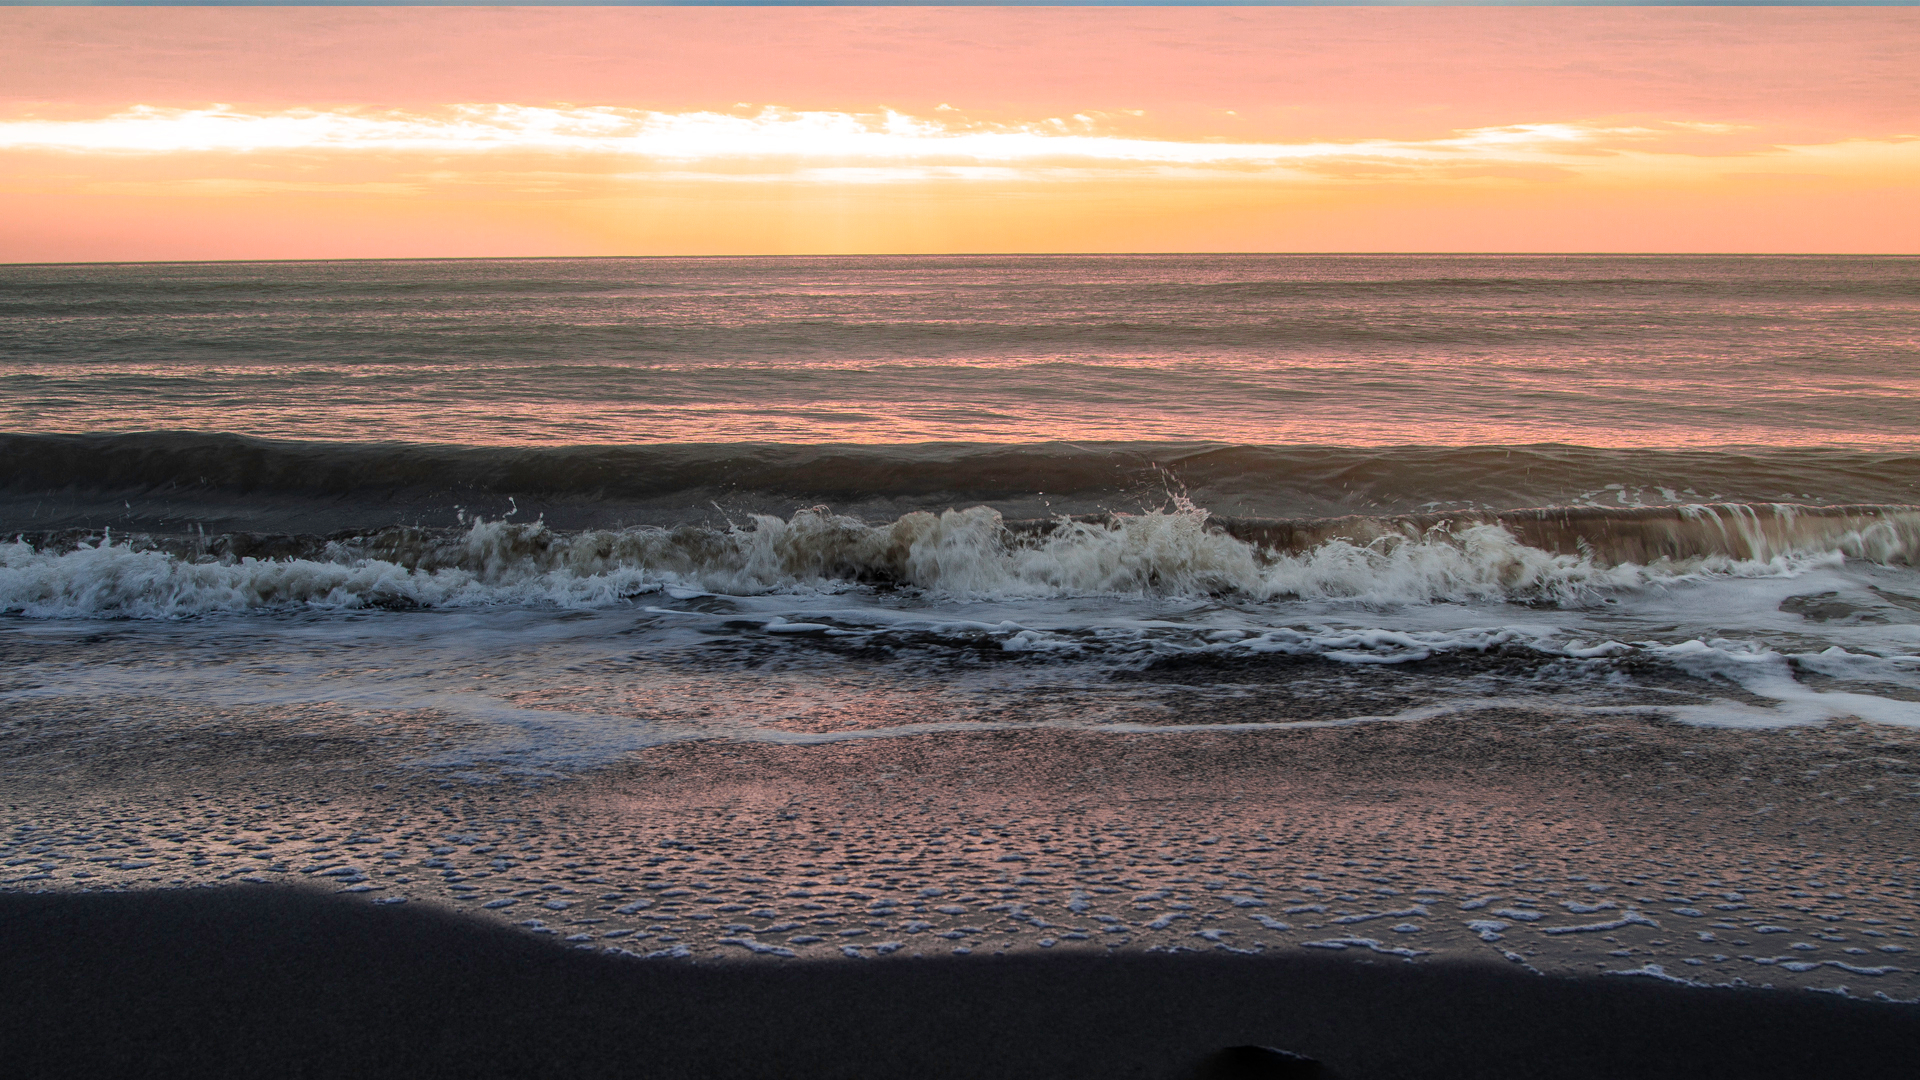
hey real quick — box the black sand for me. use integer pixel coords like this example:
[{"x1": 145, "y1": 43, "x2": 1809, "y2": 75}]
[{"x1": 2, "y1": 886, "x2": 1914, "y2": 1080}]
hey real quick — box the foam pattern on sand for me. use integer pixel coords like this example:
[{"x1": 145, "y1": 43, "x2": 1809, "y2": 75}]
[{"x1": 6, "y1": 708, "x2": 1918, "y2": 999}]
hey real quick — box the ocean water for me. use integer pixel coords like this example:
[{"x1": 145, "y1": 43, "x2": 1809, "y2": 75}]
[
  {"x1": 5, "y1": 254, "x2": 1918, "y2": 448},
  {"x1": 4, "y1": 254, "x2": 1918, "y2": 741},
  {"x1": 4, "y1": 255, "x2": 1920, "y2": 987}
]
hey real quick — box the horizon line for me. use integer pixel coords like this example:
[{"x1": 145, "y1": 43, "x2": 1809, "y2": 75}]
[
  {"x1": 5, "y1": 1, "x2": 1915, "y2": 7},
  {"x1": 6, "y1": 251, "x2": 1919, "y2": 269}
]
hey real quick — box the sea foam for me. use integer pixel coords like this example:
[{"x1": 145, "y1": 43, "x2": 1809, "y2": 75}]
[{"x1": 4, "y1": 501, "x2": 1897, "y2": 619}]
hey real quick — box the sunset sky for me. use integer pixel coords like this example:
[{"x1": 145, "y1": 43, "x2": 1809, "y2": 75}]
[{"x1": 2, "y1": 7, "x2": 1916, "y2": 260}]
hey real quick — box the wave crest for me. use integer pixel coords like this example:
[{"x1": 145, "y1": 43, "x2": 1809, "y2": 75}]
[{"x1": 7, "y1": 499, "x2": 1911, "y2": 619}]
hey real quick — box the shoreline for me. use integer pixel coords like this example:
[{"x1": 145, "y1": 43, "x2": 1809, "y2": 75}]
[{"x1": 6, "y1": 681, "x2": 1918, "y2": 995}]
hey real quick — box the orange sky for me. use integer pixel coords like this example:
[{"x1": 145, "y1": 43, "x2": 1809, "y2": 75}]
[{"x1": 2, "y1": 7, "x2": 1916, "y2": 260}]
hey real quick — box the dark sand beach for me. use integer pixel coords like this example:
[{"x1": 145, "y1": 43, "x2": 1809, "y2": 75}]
[{"x1": 4, "y1": 885, "x2": 1918, "y2": 1080}]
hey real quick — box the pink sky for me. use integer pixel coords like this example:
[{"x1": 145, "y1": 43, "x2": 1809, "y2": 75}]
[{"x1": 2, "y1": 7, "x2": 1916, "y2": 260}]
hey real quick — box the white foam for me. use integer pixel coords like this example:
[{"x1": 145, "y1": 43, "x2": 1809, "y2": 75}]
[
  {"x1": 8, "y1": 504, "x2": 1920, "y2": 782},
  {"x1": 0, "y1": 503, "x2": 1883, "y2": 619},
  {"x1": 1644, "y1": 641, "x2": 1920, "y2": 729},
  {"x1": 1541, "y1": 910, "x2": 1659, "y2": 935}
]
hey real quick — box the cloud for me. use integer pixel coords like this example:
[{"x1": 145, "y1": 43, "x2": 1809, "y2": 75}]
[
  {"x1": 2, "y1": 105, "x2": 1913, "y2": 223},
  {"x1": 0, "y1": 105, "x2": 1802, "y2": 184}
]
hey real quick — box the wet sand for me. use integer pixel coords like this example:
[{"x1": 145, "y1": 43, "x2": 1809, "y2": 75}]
[
  {"x1": 5, "y1": 683, "x2": 1919, "y2": 995},
  {"x1": 3, "y1": 884, "x2": 1916, "y2": 1080}
]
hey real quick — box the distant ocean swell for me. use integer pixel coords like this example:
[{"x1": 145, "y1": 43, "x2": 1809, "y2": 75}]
[
  {"x1": 7, "y1": 433, "x2": 1920, "y2": 516},
  {"x1": 5, "y1": 501, "x2": 1915, "y2": 620}
]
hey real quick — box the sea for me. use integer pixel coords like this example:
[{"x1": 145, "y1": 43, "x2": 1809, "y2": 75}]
[{"x1": 3, "y1": 255, "x2": 1918, "y2": 987}]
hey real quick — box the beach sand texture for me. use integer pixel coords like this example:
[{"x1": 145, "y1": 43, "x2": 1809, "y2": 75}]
[{"x1": 5, "y1": 697, "x2": 1920, "y2": 1077}]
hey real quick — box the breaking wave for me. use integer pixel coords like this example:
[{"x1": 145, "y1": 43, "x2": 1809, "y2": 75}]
[{"x1": 5, "y1": 500, "x2": 1916, "y2": 619}]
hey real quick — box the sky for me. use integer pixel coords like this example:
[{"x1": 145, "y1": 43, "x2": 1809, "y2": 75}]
[{"x1": 1, "y1": 7, "x2": 1916, "y2": 260}]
